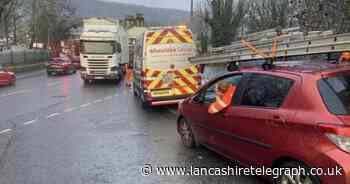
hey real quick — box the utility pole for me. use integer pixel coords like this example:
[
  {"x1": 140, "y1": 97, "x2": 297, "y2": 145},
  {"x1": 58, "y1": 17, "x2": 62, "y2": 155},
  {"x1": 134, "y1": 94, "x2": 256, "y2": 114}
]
[{"x1": 190, "y1": 0, "x2": 194, "y2": 17}]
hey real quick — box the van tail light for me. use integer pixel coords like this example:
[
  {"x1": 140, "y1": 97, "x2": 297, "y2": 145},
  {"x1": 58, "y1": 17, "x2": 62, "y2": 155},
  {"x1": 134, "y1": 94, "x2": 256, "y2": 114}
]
[{"x1": 319, "y1": 124, "x2": 350, "y2": 154}]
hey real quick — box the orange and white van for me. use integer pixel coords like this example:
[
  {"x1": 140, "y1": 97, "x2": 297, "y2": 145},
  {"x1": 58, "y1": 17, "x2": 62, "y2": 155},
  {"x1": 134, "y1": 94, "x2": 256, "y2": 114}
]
[{"x1": 133, "y1": 26, "x2": 201, "y2": 106}]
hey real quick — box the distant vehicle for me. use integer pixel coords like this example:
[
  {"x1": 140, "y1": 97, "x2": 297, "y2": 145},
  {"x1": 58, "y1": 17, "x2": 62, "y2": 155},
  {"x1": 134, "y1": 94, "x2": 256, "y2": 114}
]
[
  {"x1": 178, "y1": 61, "x2": 350, "y2": 184},
  {"x1": 0, "y1": 64, "x2": 15, "y2": 86},
  {"x1": 133, "y1": 26, "x2": 200, "y2": 106},
  {"x1": 68, "y1": 55, "x2": 81, "y2": 69},
  {"x1": 79, "y1": 17, "x2": 129, "y2": 83},
  {"x1": 47, "y1": 58, "x2": 76, "y2": 76}
]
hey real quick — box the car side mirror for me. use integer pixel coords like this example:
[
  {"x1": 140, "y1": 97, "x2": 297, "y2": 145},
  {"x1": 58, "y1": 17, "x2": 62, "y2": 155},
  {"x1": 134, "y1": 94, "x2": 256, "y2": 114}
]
[{"x1": 192, "y1": 94, "x2": 203, "y2": 104}]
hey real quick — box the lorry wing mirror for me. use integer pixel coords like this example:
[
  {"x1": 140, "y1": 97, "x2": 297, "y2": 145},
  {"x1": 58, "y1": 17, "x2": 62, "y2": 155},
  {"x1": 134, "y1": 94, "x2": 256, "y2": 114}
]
[{"x1": 114, "y1": 43, "x2": 122, "y2": 53}]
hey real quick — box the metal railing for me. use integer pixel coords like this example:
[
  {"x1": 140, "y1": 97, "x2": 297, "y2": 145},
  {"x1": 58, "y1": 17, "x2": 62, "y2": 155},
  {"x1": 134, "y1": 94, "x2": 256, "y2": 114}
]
[{"x1": 0, "y1": 49, "x2": 50, "y2": 65}]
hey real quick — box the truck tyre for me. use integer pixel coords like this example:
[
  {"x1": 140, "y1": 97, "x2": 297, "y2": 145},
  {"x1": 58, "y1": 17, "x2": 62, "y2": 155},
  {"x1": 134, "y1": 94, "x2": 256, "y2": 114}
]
[{"x1": 84, "y1": 79, "x2": 92, "y2": 85}]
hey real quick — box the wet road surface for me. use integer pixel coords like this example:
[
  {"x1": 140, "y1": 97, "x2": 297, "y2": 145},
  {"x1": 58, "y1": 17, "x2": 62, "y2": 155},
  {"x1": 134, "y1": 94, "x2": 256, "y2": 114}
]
[{"x1": 0, "y1": 71, "x2": 265, "y2": 184}]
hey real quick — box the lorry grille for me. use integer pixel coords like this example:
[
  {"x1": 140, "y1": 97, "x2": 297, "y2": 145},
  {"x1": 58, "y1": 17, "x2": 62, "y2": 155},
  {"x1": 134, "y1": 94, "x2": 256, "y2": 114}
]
[{"x1": 87, "y1": 59, "x2": 109, "y2": 75}]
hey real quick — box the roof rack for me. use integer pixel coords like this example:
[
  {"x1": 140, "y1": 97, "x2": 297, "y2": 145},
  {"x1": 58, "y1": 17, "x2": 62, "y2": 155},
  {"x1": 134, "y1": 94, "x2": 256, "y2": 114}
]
[{"x1": 190, "y1": 29, "x2": 350, "y2": 68}]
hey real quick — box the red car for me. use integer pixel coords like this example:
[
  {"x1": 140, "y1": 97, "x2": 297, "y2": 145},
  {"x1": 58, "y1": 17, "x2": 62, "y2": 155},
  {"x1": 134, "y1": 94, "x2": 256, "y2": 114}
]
[
  {"x1": 178, "y1": 62, "x2": 350, "y2": 184},
  {"x1": 0, "y1": 65, "x2": 16, "y2": 86},
  {"x1": 47, "y1": 58, "x2": 76, "y2": 76}
]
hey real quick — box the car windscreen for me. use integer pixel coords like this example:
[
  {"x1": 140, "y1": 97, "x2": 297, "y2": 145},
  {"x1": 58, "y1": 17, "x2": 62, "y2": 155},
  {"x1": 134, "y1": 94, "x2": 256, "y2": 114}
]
[
  {"x1": 318, "y1": 73, "x2": 350, "y2": 115},
  {"x1": 81, "y1": 41, "x2": 117, "y2": 55}
]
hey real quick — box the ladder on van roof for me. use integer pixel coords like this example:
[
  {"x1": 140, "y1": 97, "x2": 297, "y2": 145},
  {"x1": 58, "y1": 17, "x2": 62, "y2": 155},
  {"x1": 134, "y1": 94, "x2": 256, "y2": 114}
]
[{"x1": 189, "y1": 27, "x2": 350, "y2": 65}]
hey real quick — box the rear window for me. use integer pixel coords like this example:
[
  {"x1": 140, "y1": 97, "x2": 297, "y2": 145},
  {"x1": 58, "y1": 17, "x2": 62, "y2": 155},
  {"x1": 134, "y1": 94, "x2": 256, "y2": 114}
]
[{"x1": 318, "y1": 73, "x2": 350, "y2": 115}]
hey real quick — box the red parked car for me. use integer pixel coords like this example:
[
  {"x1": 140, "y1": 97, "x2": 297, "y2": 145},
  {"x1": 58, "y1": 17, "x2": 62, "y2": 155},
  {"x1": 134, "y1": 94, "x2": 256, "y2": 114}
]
[
  {"x1": 0, "y1": 64, "x2": 16, "y2": 86},
  {"x1": 47, "y1": 58, "x2": 76, "y2": 76},
  {"x1": 178, "y1": 62, "x2": 350, "y2": 184}
]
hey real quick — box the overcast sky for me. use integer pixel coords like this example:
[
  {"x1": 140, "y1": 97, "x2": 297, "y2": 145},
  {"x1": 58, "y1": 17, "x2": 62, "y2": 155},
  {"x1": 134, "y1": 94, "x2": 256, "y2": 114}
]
[{"x1": 102, "y1": 0, "x2": 197, "y2": 11}]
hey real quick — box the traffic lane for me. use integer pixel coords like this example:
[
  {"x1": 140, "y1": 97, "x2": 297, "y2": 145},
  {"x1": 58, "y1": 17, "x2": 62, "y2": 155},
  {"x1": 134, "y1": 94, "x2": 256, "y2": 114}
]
[
  {"x1": 0, "y1": 73, "x2": 120, "y2": 126},
  {"x1": 0, "y1": 85, "x2": 264, "y2": 184}
]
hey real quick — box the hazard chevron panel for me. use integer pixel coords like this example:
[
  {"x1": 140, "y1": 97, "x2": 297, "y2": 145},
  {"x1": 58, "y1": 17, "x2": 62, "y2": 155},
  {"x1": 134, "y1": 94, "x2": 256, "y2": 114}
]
[
  {"x1": 142, "y1": 66, "x2": 200, "y2": 97},
  {"x1": 146, "y1": 28, "x2": 193, "y2": 45}
]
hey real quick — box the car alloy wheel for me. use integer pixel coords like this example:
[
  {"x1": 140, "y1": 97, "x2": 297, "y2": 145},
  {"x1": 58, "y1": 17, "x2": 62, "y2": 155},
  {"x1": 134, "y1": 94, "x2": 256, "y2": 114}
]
[
  {"x1": 178, "y1": 118, "x2": 195, "y2": 148},
  {"x1": 275, "y1": 162, "x2": 320, "y2": 184}
]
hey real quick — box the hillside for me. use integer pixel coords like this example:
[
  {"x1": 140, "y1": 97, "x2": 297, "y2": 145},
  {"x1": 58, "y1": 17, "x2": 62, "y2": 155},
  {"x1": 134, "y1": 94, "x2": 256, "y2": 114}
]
[{"x1": 71, "y1": 0, "x2": 190, "y2": 26}]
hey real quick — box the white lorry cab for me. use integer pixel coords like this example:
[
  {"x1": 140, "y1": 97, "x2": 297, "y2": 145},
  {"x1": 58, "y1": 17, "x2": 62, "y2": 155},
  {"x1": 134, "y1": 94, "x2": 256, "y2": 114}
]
[
  {"x1": 133, "y1": 26, "x2": 200, "y2": 106},
  {"x1": 80, "y1": 17, "x2": 128, "y2": 83}
]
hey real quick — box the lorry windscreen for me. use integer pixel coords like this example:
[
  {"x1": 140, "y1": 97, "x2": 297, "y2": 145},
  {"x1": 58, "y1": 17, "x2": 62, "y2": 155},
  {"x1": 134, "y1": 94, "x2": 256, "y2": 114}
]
[{"x1": 81, "y1": 41, "x2": 118, "y2": 55}]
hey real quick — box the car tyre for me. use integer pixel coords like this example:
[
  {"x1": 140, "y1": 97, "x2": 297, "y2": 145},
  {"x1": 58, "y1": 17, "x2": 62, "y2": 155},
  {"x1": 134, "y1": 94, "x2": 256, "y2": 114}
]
[
  {"x1": 178, "y1": 118, "x2": 196, "y2": 148},
  {"x1": 274, "y1": 161, "x2": 320, "y2": 184}
]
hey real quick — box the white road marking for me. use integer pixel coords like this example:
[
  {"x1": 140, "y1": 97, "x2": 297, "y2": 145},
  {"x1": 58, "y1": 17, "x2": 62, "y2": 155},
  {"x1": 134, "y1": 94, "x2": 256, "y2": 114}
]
[
  {"x1": 95, "y1": 99, "x2": 103, "y2": 103},
  {"x1": 48, "y1": 82, "x2": 62, "y2": 87},
  {"x1": 104, "y1": 96, "x2": 112, "y2": 100},
  {"x1": 0, "y1": 90, "x2": 30, "y2": 97},
  {"x1": 64, "y1": 107, "x2": 77, "y2": 112},
  {"x1": 80, "y1": 103, "x2": 91, "y2": 108},
  {"x1": 0, "y1": 129, "x2": 12, "y2": 135},
  {"x1": 46, "y1": 113, "x2": 60, "y2": 118},
  {"x1": 23, "y1": 119, "x2": 37, "y2": 126},
  {"x1": 114, "y1": 94, "x2": 119, "y2": 97},
  {"x1": 93, "y1": 99, "x2": 102, "y2": 104}
]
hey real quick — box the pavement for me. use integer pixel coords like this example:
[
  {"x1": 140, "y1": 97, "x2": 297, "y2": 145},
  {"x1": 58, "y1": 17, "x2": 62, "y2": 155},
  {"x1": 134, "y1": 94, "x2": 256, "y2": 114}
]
[{"x1": 0, "y1": 71, "x2": 265, "y2": 184}]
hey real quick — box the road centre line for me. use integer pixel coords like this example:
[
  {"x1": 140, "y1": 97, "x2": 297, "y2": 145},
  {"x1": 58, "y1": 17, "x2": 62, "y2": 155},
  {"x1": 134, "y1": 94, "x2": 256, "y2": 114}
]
[
  {"x1": 0, "y1": 90, "x2": 30, "y2": 97},
  {"x1": 0, "y1": 129, "x2": 12, "y2": 135},
  {"x1": 46, "y1": 113, "x2": 60, "y2": 119},
  {"x1": 80, "y1": 103, "x2": 91, "y2": 108},
  {"x1": 104, "y1": 96, "x2": 113, "y2": 100},
  {"x1": 48, "y1": 82, "x2": 62, "y2": 87},
  {"x1": 95, "y1": 99, "x2": 103, "y2": 103},
  {"x1": 23, "y1": 119, "x2": 37, "y2": 126},
  {"x1": 64, "y1": 107, "x2": 77, "y2": 112}
]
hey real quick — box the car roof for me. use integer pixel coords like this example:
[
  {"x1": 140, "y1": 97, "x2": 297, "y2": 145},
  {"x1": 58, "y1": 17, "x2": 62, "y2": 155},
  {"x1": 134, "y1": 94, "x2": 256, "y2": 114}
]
[{"x1": 239, "y1": 61, "x2": 350, "y2": 77}]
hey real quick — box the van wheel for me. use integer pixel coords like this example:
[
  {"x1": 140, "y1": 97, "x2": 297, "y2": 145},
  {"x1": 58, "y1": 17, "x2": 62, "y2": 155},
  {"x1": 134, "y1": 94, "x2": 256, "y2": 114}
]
[
  {"x1": 140, "y1": 93, "x2": 149, "y2": 108},
  {"x1": 133, "y1": 85, "x2": 138, "y2": 96},
  {"x1": 178, "y1": 118, "x2": 196, "y2": 148},
  {"x1": 274, "y1": 161, "x2": 320, "y2": 184}
]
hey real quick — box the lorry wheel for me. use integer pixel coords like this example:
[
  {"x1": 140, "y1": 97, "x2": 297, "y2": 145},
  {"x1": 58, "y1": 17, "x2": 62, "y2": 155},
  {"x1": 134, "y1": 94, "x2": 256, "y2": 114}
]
[{"x1": 84, "y1": 79, "x2": 92, "y2": 85}]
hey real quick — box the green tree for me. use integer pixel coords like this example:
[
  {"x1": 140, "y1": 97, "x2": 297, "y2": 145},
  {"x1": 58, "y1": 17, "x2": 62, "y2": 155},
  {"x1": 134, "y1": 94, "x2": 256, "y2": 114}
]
[
  {"x1": 246, "y1": 0, "x2": 290, "y2": 33},
  {"x1": 29, "y1": 0, "x2": 79, "y2": 48},
  {"x1": 205, "y1": 0, "x2": 246, "y2": 47}
]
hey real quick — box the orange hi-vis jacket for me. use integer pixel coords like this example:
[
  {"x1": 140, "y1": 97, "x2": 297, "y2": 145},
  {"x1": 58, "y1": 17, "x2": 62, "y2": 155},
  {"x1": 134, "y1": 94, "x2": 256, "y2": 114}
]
[
  {"x1": 208, "y1": 85, "x2": 237, "y2": 114},
  {"x1": 126, "y1": 69, "x2": 133, "y2": 82}
]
